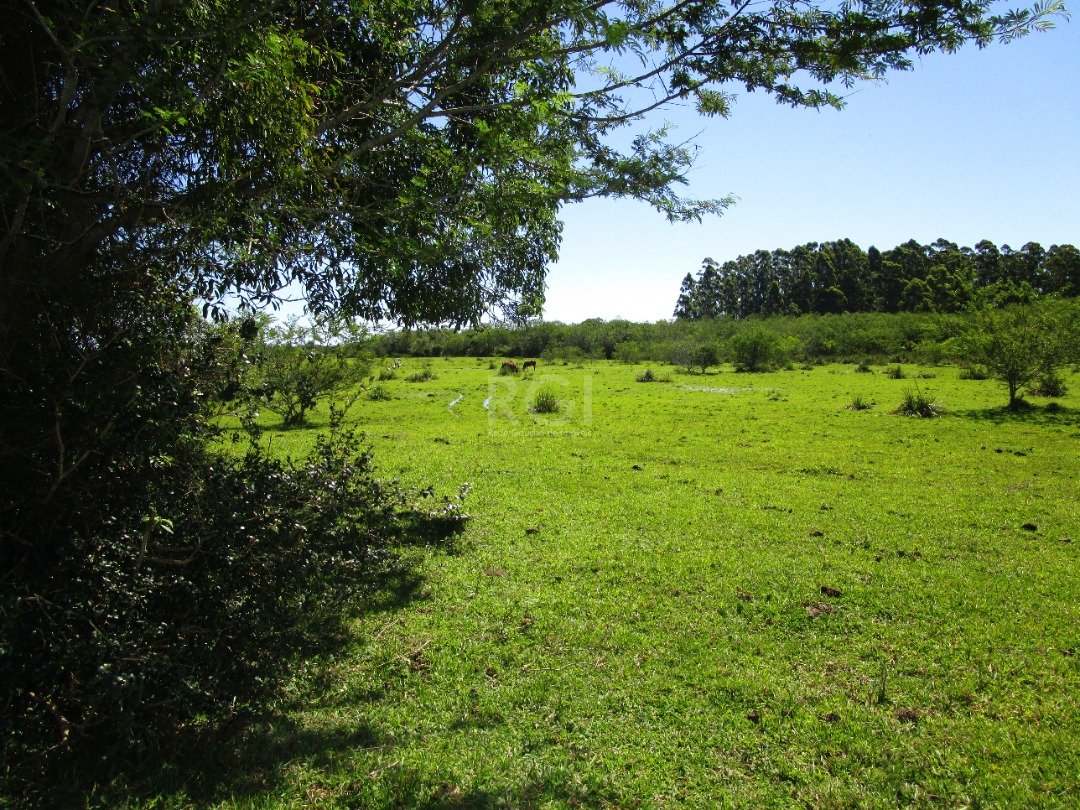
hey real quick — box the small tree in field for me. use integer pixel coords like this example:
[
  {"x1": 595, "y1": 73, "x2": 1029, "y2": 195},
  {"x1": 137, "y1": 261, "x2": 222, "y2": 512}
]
[
  {"x1": 730, "y1": 329, "x2": 781, "y2": 372},
  {"x1": 962, "y1": 302, "x2": 1078, "y2": 409},
  {"x1": 693, "y1": 344, "x2": 721, "y2": 374},
  {"x1": 670, "y1": 342, "x2": 697, "y2": 373},
  {"x1": 257, "y1": 318, "x2": 371, "y2": 426}
]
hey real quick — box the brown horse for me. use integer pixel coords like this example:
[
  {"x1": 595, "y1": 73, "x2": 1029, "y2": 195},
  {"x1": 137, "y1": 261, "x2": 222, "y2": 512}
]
[
  {"x1": 500, "y1": 360, "x2": 519, "y2": 374},
  {"x1": 522, "y1": 360, "x2": 537, "y2": 372}
]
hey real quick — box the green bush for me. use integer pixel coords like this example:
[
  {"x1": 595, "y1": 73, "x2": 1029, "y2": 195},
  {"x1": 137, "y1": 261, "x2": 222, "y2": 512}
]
[
  {"x1": 0, "y1": 289, "x2": 467, "y2": 802},
  {"x1": 636, "y1": 368, "x2": 671, "y2": 383},
  {"x1": 730, "y1": 329, "x2": 781, "y2": 372},
  {"x1": 531, "y1": 389, "x2": 561, "y2": 414},
  {"x1": 368, "y1": 384, "x2": 394, "y2": 400},
  {"x1": 886, "y1": 365, "x2": 906, "y2": 379},
  {"x1": 1030, "y1": 371, "x2": 1068, "y2": 398},
  {"x1": 693, "y1": 344, "x2": 721, "y2": 373},
  {"x1": 255, "y1": 318, "x2": 371, "y2": 427},
  {"x1": 407, "y1": 365, "x2": 437, "y2": 382},
  {"x1": 958, "y1": 364, "x2": 990, "y2": 380},
  {"x1": 961, "y1": 301, "x2": 1079, "y2": 409},
  {"x1": 847, "y1": 395, "x2": 873, "y2": 410},
  {"x1": 614, "y1": 342, "x2": 644, "y2": 364}
]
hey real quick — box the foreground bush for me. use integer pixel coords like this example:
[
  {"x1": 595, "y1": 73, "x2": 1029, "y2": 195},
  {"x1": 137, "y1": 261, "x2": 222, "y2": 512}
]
[{"x1": 0, "y1": 285, "x2": 466, "y2": 803}]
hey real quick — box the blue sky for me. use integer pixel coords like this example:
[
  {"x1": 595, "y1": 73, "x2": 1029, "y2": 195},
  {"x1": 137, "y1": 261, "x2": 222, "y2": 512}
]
[{"x1": 543, "y1": 17, "x2": 1080, "y2": 323}]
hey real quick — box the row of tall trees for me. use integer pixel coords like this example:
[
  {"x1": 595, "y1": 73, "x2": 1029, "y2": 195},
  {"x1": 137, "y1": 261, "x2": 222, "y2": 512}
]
[{"x1": 673, "y1": 239, "x2": 1080, "y2": 319}]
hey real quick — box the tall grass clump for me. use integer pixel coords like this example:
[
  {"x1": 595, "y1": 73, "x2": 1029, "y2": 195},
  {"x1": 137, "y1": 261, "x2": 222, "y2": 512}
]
[
  {"x1": 636, "y1": 368, "x2": 670, "y2": 383},
  {"x1": 893, "y1": 387, "x2": 944, "y2": 417},
  {"x1": 407, "y1": 365, "x2": 436, "y2": 382}
]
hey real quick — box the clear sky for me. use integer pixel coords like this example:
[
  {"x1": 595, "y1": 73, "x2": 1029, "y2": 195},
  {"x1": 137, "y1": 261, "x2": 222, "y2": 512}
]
[{"x1": 542, "y1": 17, "x2": 1080, "y2": 324}]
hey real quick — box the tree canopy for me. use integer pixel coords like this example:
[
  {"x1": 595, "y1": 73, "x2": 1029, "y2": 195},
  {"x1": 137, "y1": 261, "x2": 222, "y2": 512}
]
[
  {"x1": 673, "y1": 238, "x2": 1079, "y2": 319},
  {"x1": 2, "y1": 0, "x2": 1064, "y2": 330}
]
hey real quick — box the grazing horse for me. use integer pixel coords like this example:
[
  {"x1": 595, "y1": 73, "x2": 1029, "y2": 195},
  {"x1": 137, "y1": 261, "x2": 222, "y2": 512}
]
[
  {"x1": 522, "y1": 360, "x2": 537, "y2": 372},
  {"x1": 500, "y1": 360, "x2": 519, "y2": 374}
]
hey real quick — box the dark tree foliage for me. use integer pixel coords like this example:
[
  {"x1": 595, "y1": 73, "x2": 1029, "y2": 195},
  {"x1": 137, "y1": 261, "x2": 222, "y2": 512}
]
[
  {"x1": 0, "y1": 0, "x2": 1065, "y2": 797},
  {"x1": 673, "y1": 238, "x2": 1079, "y2": 319},
  {"x1": 0, "y1": 277, "x2": 468, "y2": 800}
]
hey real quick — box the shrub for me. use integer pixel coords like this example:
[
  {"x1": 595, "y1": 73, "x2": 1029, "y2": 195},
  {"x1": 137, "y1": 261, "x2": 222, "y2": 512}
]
[
  {"x1": 407, "y1": 365, "x2": 437, "y2": 382},
  {"x1": 730, "y1": 329, "x2": 781, "y2": 372},
  {"x1": 614, "y1": 342, "x2": 643, "y2": 364},
  {"x1": 255, "y1": 318, "x2": 371, "y2": 427},
  {"x1": 368, "y1": 384, "x2": 394, "y2": 401},
  {"x1": 913, "y1": 339, "x2": 948, "y2": 365},
  {"x1": 531, "y1": 389, "x2": 561, "y2": 414},
  {"x1": 1030, "y1": 371, "x2": 1068, "y2": 398},
  {"x1": 847, "y1": 395, "x2": 873, "y2": 411},
  {"x1": 893, "y1": 388, "x2": 944, "y2": 417},
  {"x1": 886, "y1": 365, "x2": 906, "y2": 379},
  {"x1": 693, "y1": 344, "x2": 721, "y2": 373},
  {"x1": 636, "y1": 368, "x2": 671, "y2": 383},
  {"x1": 958, "y1": 364, "x2": 990, "y2": 380},
  {"x1": 670, "y1": 342, "x2": 697, "y2": 372},
  {"x1": 1, "y1": 287, "x2": 469, "y2": 801},
  {"x1": 557, "y1": 346, "x2": 587, "y2": 365},
  {"x1": 854, "y1": 360, "x2": 874, "y2": 373}
]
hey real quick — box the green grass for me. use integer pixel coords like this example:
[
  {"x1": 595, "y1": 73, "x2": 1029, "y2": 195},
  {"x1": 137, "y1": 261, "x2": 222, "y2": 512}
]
[{"x1": 138, "y1": 359, "x2": 1080, "y2": 808}]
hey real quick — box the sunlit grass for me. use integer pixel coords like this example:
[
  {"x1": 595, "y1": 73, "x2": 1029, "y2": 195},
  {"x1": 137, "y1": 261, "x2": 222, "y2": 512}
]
[{"x1": 141, "y1": 358, "x2": 1079, "y2": 808}]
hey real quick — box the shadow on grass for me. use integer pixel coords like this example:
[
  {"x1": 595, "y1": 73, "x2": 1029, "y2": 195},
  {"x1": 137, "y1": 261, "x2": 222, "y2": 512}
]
[
  {"x1": 364, "y1": 768, "x2": 626, "y2": 810},
  {"x1": 959, "y1": 402, "x2": 1080, "y2": 428},
  {"x1": 107, "y1": 714, "x2": 384, "y2": 805},
  {"x1": 22, "y1": 510, "x2": 469, "y2": 810}
]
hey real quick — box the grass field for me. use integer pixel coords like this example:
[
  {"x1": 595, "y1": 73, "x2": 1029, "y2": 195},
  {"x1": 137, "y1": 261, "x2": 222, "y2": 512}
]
[{"x1": 149, "y1": 359, "x2": 1078, "y2": 808}]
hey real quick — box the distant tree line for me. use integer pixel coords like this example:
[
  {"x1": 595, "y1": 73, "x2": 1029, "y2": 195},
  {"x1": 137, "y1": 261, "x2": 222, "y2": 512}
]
[
  {"x1": 372, "y1": 311, "x2": 973, "y2": 364},
  {"x1": 672, "y1": 239, "x2": 1080, "y2": 319}
]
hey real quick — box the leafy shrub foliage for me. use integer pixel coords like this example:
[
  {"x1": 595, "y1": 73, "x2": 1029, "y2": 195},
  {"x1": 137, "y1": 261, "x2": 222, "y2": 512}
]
[
  {"x1": 0, "y1": 286, "x2": 466, "y2": 802},
  {"x1": 407, "y1": 365, "x2": 437, "y2": 382},
  {"x1": 958, "y1": 364, "x2": 990, "y2": 380},
  {"x1": 847, "y1": 395, "x2": 873, "y2": 410},
  {"x1": 730, "y1": 329, "x2": 788, "y2": 372},
  {"x1": 886, "y1": 365, "x2": 906, "y2": 379},
  {"x1": 1029, "y1": 371, "x2": 1068, "y2": 398},
  {"x1": 531, "y1": 390, "x2": 561, "y2": 414},
  {"x1": 368, "y1": 384, "x2": 394, "y2": 401},
  {"x1": 693, "y1": 344, "x2": 721, "y2": 373},
  {"x1": 261, "y1": 319, "x2": 370, "y2": 426}
]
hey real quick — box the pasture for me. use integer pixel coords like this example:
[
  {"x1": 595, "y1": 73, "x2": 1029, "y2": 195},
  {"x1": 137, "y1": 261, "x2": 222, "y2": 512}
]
[{"x1": 161, "y1": 359, "x2": 1078, "y2": 808}]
